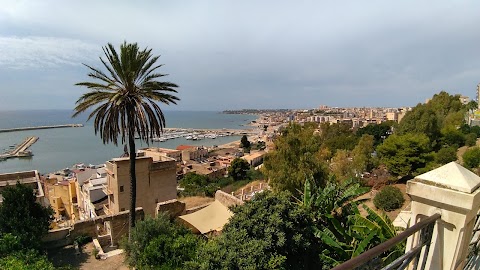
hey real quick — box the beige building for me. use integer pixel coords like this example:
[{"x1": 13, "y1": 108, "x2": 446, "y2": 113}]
[
  {"x1": 138, "y1": 147, "x2": 182, "y2": 162},
  {"x1": 103, "y1": 155, "x2": 177, "y2": 217},
  {"x1": 177, "y1": 145, "x2": 208, "y2": 161},
  {"x1": 241, "y1": 151, "x2": 266, "y2": 167},
  {"x1": 386, "y1": 112, "x2": 398, "y2": 122}
]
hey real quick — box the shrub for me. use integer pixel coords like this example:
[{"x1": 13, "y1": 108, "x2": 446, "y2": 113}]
[
  {"x1": 373, "y1": 186, "x2": 405, "y2": 212},
  {"x1": 465, "y1": 133, "x2": 477, "y2": 147},
  {"x1": 122, "y1": 214, "x2": 202, "y2": 269},
  {"x1": 463, "y1": 147, "x2": 480, "y2": 169},
  {"x1": 435, "y1": 146, "x2": 457, "y2": 165}
]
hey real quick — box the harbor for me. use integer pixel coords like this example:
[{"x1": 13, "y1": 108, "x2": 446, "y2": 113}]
[
  {"x1": 144, "y1": 128, "x2": 259, "y2": 142},
  {"x1": 0, "y1": 136, "x2": 39, "y2": 161},
  {"x1": 0, "y1": 124, "x2": 83, "y2": 133}
]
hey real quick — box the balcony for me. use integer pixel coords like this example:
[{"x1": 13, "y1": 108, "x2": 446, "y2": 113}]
[
  {"x1": 102, "y1": 184, "x2": 113, "y2": 195},
  {"x1": 103, "y1": 204, "x2": 112, "y2": 215},
  {"x1": 333, "y1": 162, "x2": 480, "y2": 270}
]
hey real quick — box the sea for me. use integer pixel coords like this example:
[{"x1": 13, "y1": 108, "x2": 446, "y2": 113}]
[{"x1": 0, "y1": 110, "x2": 257, "y2": 174}]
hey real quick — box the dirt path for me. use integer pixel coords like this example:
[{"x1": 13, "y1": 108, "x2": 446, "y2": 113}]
[
  {"x1": 356, "y1": 183, "x2": 410, "y2": 221},
  {"x1": 49, "y1": 242, "x2": 128, "y2": 270}
]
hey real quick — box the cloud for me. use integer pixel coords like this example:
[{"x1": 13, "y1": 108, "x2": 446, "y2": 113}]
[{"x1": 0, "y1": 36, "x2": 100, "y2": 69}]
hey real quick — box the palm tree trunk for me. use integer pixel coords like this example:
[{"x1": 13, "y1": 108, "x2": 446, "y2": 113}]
[{"x1": 128, "y1": 120, "x2": 137, "y2": 240}]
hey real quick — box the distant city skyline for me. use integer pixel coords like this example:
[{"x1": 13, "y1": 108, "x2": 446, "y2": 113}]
[{"x1": 1, "y1": 1, "x2": 480, "y2": 110}]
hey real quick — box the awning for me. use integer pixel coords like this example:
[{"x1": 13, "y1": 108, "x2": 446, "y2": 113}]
[{"x1": 178, "y1": 200, "x2": 233, "y2": 234}]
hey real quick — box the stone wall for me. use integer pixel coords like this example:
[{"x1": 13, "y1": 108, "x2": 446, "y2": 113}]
[
  {"x1": 156, "y1": 199, "x2": 186, "y2": 219},
  {"x1": 215, "y1": 190, "x2": 244, "y2": 208},
  {"x1": 43, "y1": 208, "x2": 144, "y2": 249}
]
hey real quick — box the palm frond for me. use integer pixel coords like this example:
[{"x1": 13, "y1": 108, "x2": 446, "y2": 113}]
[{"x1": 73, "y1": 42, "x2": 180, "y2": 145}]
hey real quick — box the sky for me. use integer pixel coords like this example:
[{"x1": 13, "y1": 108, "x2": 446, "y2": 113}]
[{"x1": 0, "y1": 1, "x2": 480, "y2": 111}]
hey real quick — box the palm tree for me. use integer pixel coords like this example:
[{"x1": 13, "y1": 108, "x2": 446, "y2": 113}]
[{"x1": 73, "y1": 42, "x2": 179, "y2": 235}]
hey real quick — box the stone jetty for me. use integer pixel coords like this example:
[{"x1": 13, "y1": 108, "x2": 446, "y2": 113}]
[{"x1": 0, "y1": 124, "x2": 83, "y2": 133}]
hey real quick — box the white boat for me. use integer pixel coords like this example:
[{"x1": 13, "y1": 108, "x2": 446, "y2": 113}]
[{"x1": 185, "y1": 136, "x2": 193, "y2": 140}]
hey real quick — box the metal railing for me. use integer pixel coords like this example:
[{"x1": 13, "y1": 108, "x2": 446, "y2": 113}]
[
  {"x1": 332, "y1": 213, "x2": 441, "y2": 270},
  {"x1": 464, "y1": 212, "x2": 480, "y2": 269}
]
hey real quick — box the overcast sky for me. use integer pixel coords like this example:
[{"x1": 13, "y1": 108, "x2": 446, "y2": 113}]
[{"x1": 0, "y1": 1, "x2": 479, "y2": 111}]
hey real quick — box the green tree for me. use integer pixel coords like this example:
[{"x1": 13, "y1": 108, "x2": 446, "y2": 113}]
[
  {"x1": 194, "y1": 191, "x2": 321, "y2": 270},
  {"x1": 240, "y1": 135, "x2": 251, "y2": 150},
  {"x1": 398, "y1": 91, "x2": 467, "y2": 149},
  {"x1": 463, "y1": 147, "x2": 480, "y2": 169},
  {"x1": 352, "y1": 134, "x2": 375, "y2": 174},
  {"x1": 377, "y1": 133, "x2": 434, "y2": 178},
  {"x1": 440, "y1": 126, "x2": 465, "y2": 148},
  {"x1": 263, "y1": 123, "x2": 328, "y2": 194},
  {"x1": 435, "y1": 146, "x2": 458, "y2": 165},
  {"x1": 330, "y1": 150, "x2": 354, "y2": 182},
  {"x1": 123, "y1": 215, "x2": 201, "y2": 269},
  {"x1": 0, "y1": 251, "x2": 55, "y2": 270},
  {"x1": 179, "y1": 172, "x2": 210, "y2": 196},
  {"x1": 0, "y1": 183, "x2": 53, "y2": 251},
  {"x1": 465, "y1": 133, "x2": 477, "y2": 147},
  {"x1": 397, "y1": 105, "x2": 440, "y2": 143},
  {"x1": 356, "y1": 122, "x2": 393, "y2": 146},
  {"x1": 228, "y1": 158, "x2": 250, "y2": 181},
  {"x1": 73, "y1": 42, "x2": 179, "y2": 232},
  {"x1": 320, "y1": 122, "x2": 359, "y2": 153}
]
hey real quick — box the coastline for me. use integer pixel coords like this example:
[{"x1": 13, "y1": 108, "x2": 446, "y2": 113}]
[{"x1": 0, "y1": 111, "x2": 258, "y2": 174}]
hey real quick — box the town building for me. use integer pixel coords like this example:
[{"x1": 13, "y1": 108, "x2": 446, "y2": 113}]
[
  {"x1": 46, "y1": 178, "x2": 78, "y2": 222},
  {"x1": 103, "y1": 154, "x2": 177, "y2": 217},
  {"x1": 176, "y1": 145, "x2": 208, "y2": 161},
  {"x1": 0, "y1": 170, "x2": 46, "y2": 205},
  {"x1": 76, "y1": 168, "x2": 108, "y2": 220},
  {"x1": 241, "y1": 151, "x2": 266, "y2": 167},
  {"x1": 138, "y1": 147, "x2": 182, "y2": 162}
]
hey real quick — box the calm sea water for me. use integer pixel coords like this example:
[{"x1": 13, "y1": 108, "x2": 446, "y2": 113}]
[{"x1": 0, "y1": 110, "x2": 257, "y2": 174}]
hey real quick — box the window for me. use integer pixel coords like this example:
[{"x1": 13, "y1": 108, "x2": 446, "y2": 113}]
[
  {"x1": 121, "y1": 208, "x2": 125, "y2": 211},
  {"x1": 120, "y1": 185, "x2": 124, "y2": 192}
]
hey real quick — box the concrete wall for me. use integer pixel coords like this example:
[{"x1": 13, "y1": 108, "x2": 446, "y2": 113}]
[{"x1": 42, "y1": 208, "x2": 144, "y2": 249}]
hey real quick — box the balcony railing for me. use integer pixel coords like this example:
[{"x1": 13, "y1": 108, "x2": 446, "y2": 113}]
[
  {"x1": 102, "y1": 184, "x2": 113, "y2": 195},
  {"x1": 332, "y1": 213, "x2": 441, "y2": 270},
  {"x1": 103, "y1": 204, "x2": 111, "y2": 215}
]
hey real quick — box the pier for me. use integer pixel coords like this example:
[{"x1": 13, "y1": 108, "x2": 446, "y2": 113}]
[
  {"x1": 0, "y1": 124, "x2": 83, "y2": 133},
  {"x1": 0, "y1": 136, "x2": 39, "y2": 160}
]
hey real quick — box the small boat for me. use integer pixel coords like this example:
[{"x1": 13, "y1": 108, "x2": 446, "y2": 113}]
[
  {"x1": 185, "y1": 136, "x2": 193, "y2": 140},
  {"x1": 17, "y1": 150, "x2": 33, "y2": 157}
]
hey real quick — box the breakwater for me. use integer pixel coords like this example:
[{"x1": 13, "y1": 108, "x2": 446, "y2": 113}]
[
  {"x1": 0, "y1": 136, "x2": 38, "y2": 160},
  {"x1": 0, "y1": 124, "x2": 83, "y2": 133}
]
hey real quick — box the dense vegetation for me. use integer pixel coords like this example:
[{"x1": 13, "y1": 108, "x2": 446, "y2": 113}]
[
  {"x1": 122, "y1": 215, "x2": 201, "y2": 269},
  {"x1": 0, "y1": 183, "x2": 55, "y2": 269},
  {"x1": 178, "y1": 167, "x2": 263, "y2": 197},
  {"x1": 121, "y1": 90, "x2": 477, "y2": 269},
  {"x1": 262, "y1": 123, "x2": 329, "y2": 194}
]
